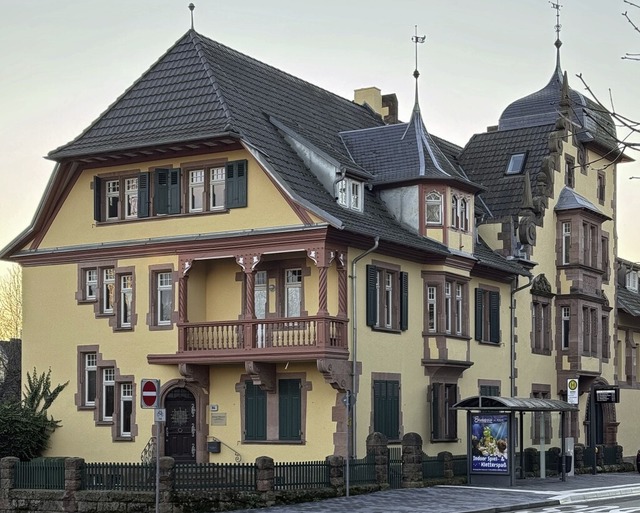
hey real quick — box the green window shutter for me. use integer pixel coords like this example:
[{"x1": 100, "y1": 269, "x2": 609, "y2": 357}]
[
  {"x1": 431, "y1": 383, "x2": 441, "y2": 439},
  {"x1": 138, "y1": 172, "x2": 150, "y2": 218},
  {"x1": 93, "y1": 177, "x2": 102, "y2": 222},
  {"x1": 167, "y1": 168, "x2": 181, "y2": 214},
  {"x1": 489, "y1": 291, "x2": 500, "y2": 343},
  {"x1": 245, "y1": 381, "x2": 266, "y2": 440},
  {"x1": 474, "y1": 288, "x2": 484, "y2": 341},
  {"x1": 445, "y1": 384, "x2": 458, "y2": 439},
  {"x1": 225, "y1": 160, "x2": 248, "y2": 208},
  {"x1": 278, "y1": 379, "x2": 301, "y2": 441},
  {"x1": 400, "y1": 272, "x2": 409, "y2": 331},
  {"x1": 154, "y1": 169, "x2": 170, "y2": 215},
  {"x1": 373, "y1": 380, "x2": 399, "y2": 440},
  {"x1": 366, "y1": 265, "x2": 377, "y2": 327}
]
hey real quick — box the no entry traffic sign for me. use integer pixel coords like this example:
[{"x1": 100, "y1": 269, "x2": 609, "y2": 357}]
[{"x1": 140, "y1": 379, "x2": 160, "y2": 408}]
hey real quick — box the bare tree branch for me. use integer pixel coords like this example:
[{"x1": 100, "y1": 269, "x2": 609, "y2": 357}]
[{"x1": 0, "y1": 266, "x2": 22, "y2": 341}]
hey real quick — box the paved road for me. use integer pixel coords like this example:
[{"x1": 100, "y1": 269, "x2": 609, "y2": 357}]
[{"x1": 233, "y1": 473, "x2": 640, "y2": 513}]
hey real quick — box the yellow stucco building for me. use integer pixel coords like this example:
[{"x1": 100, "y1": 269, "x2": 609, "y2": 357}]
[{"x1": 2, "y1": 26, "x2": 635, "y2": 467}]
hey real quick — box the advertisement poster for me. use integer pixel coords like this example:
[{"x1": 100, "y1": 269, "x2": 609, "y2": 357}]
[{"x1": 471, "y1": 414, "x2": 509, "y2": 473}]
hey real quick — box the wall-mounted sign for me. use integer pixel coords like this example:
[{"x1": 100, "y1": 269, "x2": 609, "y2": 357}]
[
  {"x1": 567, "y1": 378, "x2": 579, "y2": 405},
  {"x1": 470, "y1": 414, "x2": 509, "y2": 474},
  {"x1": 211, "y1": 413, "x2": 227, "y2": 426},
  {"x1": 595, "y1": 387, "x2": 619, "y2": 403}
]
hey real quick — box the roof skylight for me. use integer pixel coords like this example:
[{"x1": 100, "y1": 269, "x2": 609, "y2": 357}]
[{"x1": 505, "y1": 152, "x2": 527, "y2": 175}]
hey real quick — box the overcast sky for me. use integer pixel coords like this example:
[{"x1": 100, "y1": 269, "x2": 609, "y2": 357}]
[{"x1": 1, "y1": 0, "x2": 639, "y2": 272}]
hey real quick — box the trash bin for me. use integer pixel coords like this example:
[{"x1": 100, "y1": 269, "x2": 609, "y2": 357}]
[{"x1": 557, "y1": 454, "x2": 572, "y2": 473}]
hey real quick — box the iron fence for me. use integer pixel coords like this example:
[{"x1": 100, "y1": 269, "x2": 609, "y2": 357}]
[
  {"x1": 274, "y1": 460, "x2": 330, "y2": 490},
  {"x1": 422, "y1": 455, "x2": 445, "y2": 479},
  {"x1": 15, "y1": 459, "x2": 65, "y2": 490},
  {"x1": 174, "y1": 462, "x2": 256, "y2": 491},
  {"x1": 82, "y1": 462, "x2": 155, "y2": 491},
  {"x1": 346, "y1": 454, "x2": 376, "y2": 485}
]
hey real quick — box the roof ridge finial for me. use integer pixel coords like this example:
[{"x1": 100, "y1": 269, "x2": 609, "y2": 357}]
[
  {"x1": 189, "y1": 3, "x2": 195, "y2": 30},
  {"x1": 550, "y1": 1, "x2": 563, "y2": 69},
  {"x1": 411, "y1": 25, "x2": 426, "y2": 108}
]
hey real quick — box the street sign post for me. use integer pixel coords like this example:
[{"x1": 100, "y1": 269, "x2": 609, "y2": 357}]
[
  {"x1": 567, "y1": 378, "x2": 579, "y2": 405},
  {"x1": 141, "y1": 379, "x2": 160, "y2": 409},
  {"x1": 141, "y1": 379, "x2": 162, "y2": 513}
]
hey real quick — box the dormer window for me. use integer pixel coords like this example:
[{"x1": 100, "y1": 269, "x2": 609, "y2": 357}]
[
  {"x1": 626, "y1": 270, "x2": 638, "y2": 292},
  {"x1": 337, "y1": 177, "x2": 363, "y2": 212},
  {"x1": 425, "y1": 192, "x2": 442, "y2": 225},
  {"x1": 451, "y1": 195, "x2": 469, "y2": 232},
  {"x1": 506, "y1": 153, "x2": 527, "y2": 175}
]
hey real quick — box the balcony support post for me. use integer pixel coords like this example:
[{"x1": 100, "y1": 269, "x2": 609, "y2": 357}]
[{"x1": 236, "y1": 253, "x2": 262, "y2": 349}]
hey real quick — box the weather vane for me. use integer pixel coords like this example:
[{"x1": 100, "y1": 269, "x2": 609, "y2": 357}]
[
  {"x1": 550, "y1": 1, "x2": 562, "y2": 48},
  {"x1": 411, "y1": 25, "x2": 426, "y2": 80},
  {"x1": 189, "y1": 3, "x2": 195, "y2": 30}
]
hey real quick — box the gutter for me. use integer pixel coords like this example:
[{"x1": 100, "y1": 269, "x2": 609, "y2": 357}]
[{"x1": 349, "y1": 236, "x2": 379, "y2": 458}]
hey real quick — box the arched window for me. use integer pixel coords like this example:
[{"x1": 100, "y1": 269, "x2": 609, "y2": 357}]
[
  {"x1": 451, "y1": 196, "x2": 459, "y2": 228},
  {"x1": 425, "y1": 192, "x2": 442, "y2": 225},
  {"x1": 460, "y1": 198, "x2": 468, "y2": 231}
]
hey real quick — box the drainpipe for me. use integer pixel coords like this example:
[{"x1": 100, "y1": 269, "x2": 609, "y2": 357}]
[
  {"x1": 349, "y1": 236, "x2": 379, "y2": 458},
  {"x1": 510, "y1": 274, "x2": 533, "y2": 397}
]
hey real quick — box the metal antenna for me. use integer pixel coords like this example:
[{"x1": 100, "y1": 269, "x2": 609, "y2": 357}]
[
  {"x1": 411, "y1": 25, "x2": 426, "y2": 81},
  {"x1": 189, "y1": 3, "x2": 195, "y2": 30}
]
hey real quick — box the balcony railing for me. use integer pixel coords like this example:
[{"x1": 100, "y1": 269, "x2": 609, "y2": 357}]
[{"x1": 176, "y1": 315, "x2": 348, "y2": 362}]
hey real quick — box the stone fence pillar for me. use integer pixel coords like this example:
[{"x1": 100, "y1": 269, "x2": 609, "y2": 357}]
[
  {"x1": 326, "y1": 455, "x2": 344, "y2": 489},
  {"x1": 366, "y1": 432, "x2": 388, "y2": 486},
  {"x1": 0, "y1": 457, "x2": 18, "y2": 493},
  {"x1": 158, "y1": 456, "x2": 175, "y2": 513},
  {"x1": 401, "y1": 433, "x2": 423, "y2": 488},
  {"x1": 64, "y1": 457, "x2": 84, "y2": 493},
  {"x1": 438, "y1": 451, "x2": 453, "y2": 478},
  {"x1": 255, "y1": 456, "x2": 274, "y2": 492}
]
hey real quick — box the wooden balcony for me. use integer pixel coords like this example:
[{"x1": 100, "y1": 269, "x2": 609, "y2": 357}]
[{"x1": 148, "y1": 315, "x2": 349, "y2": 365}]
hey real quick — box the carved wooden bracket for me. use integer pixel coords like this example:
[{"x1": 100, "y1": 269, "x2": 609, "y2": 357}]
[
  {"x1": 236, "y1": 254, "x2": 262, "y2": 272},
  {"x1": 317, "y1": 358, "x2": 351, "y2": 392},
  {"x1": 178, "y1": 364, "x2": 209, "y2": 389},
  {"x1": 245, "y1": 361, "x2": 276, "y2": 392}
]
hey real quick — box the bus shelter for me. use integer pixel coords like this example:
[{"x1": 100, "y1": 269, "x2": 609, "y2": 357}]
[{"x1": 453, "y1": 396, "x2": 578, "y2": 486}]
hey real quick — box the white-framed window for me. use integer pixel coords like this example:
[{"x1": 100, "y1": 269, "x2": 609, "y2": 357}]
[
  {"x1": 337, "y1": 178, "x2": 363, "y2": 212},
  {"x1": 285, "y1": 269, "x2": 302, "y2": 318},
  {"x1": 102, "y1": 368, "x2": 115, "y2": 421},
  {"x1": 627, "y1": 271, "x2": 639, "y2": 292},
  {"x1": 445, "y1": 282, "x2": 452, "y2": 334},
  {"x1": 85, "y1": 269, "x2": 98, "y2": 300},
  {"x1": 124, "y1": 177, "x2": 138, "y2": 218},
  {"x1": 210, "y1": 167, "x2": 226, "y2": 210},
  {"x1": 189, "y1": 169, "x2": 205, "y2": 212},
  {"x1": 562, "y1": 222, "x2": 571, "y2": 265},
  {"x1": 120, "y1": 383, "x2": 133, "y2": 437},
  {"x1": 106, "y1": 180, "x2": 120, "y2": 220},
  {"x1": 560, "y1": 306, "x2": 571, "y2": 349},
  {"x1": 460, "y1": 199, "x2": 468, "y2": 231},
  {"x1": 120, "y1": 274, "x2": 133, "y2": 328},
  {"x1": 366, "y1": 265, "x2": 408, "y2": 331},
  {"x1": 103, "y1": 268, "x2": 115, "y2": 314},
  {"x1": 428, "y1": 286, "x2": 437, "y2": 332},
  {"x1": 85, "y1": 353, "x2": 97, "y2": 407},
  {"x1": 157, "y1": 272, "x2": 173, "y2": 325},
  {"x1": 455, "y1": 284, "x2": 463, "y2": 335},
  {"x1": 384, "y1": 273, "x2": 393, "y2": 328},
  {"x1": 425, "y1": 192, "x2": 442, "y2": 225},
  {"x1": 451, "y1": 196, "x2": 459, "y2": 229}
]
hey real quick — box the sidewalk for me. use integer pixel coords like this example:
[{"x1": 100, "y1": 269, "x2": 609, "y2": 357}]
[{"x1": 233, "y1": 472, "x2": 640, "y2": 513}]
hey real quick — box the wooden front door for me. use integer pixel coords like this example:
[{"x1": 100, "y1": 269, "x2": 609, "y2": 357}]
[{"x1": 165, "y1": 388, "x2": 196, "y2": 463}]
